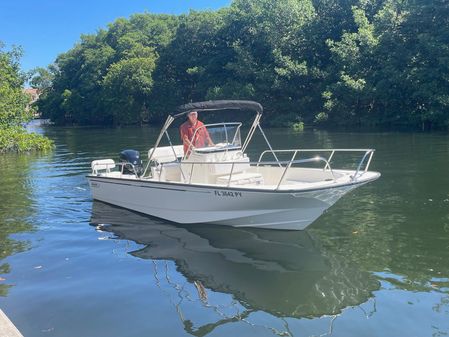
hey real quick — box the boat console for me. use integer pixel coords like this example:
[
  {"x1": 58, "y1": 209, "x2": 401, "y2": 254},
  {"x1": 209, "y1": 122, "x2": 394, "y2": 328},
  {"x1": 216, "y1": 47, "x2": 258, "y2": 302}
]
[{"x1": 149, "y1": 122, "x2": 258, "y2": 184}]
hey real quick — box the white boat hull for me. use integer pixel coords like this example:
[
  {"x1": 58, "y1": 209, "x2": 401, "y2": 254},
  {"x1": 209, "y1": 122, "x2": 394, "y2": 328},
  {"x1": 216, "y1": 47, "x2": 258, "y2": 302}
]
[
  {"x1": 87, "y1": 101, "x2": 381, "y2": 230},
  {"x1": 87, "y1": 174, "x2": 378, "y2": 230}
]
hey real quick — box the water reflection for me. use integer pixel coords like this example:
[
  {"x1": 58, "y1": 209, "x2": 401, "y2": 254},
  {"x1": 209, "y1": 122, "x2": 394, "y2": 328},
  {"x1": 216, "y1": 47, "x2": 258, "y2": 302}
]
[
  {"x1": 91, "y1": 201, "x2": 380, "y2": 336},
  {"x1": 0, "y1": 154, "x2": 37, "y2": 296}
]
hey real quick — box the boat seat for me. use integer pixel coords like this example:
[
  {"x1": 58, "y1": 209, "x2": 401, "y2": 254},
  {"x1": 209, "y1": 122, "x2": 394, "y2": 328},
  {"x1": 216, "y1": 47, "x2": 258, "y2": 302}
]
[
  {"x1": 154, "y1": 162, "x2": 182, "y2": 181},
  {"x1": 148, "y1": 145, "x2": 184, "y2": 163},
  {"x1": 91, "y1": 159, "x2": 115, "y2": 174},
  {"x1": 216, "y1": 172, "x2": 264, "y2": 186}
]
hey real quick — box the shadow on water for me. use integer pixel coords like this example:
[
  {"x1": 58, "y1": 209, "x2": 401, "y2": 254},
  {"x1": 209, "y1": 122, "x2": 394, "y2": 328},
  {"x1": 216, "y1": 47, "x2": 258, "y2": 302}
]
[{"x1": 90, "y1": 201, "x2": 380, "y2": 337}]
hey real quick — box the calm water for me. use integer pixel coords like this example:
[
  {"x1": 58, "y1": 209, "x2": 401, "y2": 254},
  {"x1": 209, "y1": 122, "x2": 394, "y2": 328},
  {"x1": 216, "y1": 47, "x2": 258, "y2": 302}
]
[{"x1": 1, "y1": 121, "x2": 449, "y2": 337}]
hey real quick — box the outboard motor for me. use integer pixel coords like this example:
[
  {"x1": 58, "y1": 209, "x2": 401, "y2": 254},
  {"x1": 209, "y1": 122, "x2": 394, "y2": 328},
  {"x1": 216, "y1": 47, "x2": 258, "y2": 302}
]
[{"x1": 119, "y1": 149, "x2": 143, "y2": 176}]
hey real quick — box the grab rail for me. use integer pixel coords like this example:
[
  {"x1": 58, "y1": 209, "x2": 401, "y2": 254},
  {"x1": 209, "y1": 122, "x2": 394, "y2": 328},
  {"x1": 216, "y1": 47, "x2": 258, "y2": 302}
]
[
  {"x1": 257, "y1": 148, "x2": 375, "y2": 179},
  {"x1": 157, "y1": 156, "x2": 334, "y2": 190},
  {"x1": 151, "y1": 148, "x2": 376, "y2": 189},
  {"x1": 352, "y1": 149, "x2": 375, "y2": 181},
  {"x1": 275, "y1": 156, "x2": 331, "y2": 189},
  {"x1": 116, "y1": 162, "x2": 141, "y2": 178}
]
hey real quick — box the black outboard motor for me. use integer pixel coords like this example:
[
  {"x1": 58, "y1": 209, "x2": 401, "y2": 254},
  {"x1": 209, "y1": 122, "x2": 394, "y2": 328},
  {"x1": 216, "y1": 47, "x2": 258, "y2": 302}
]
[{"x1": 119, "y1": 149, "x2": 143, "y2": 176}]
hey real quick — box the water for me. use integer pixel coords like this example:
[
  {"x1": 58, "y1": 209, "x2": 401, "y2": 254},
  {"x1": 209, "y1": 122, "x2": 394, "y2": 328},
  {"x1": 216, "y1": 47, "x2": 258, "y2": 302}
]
[{"x1": 1, "y1": 121, "x2": 449, "y2": 337}]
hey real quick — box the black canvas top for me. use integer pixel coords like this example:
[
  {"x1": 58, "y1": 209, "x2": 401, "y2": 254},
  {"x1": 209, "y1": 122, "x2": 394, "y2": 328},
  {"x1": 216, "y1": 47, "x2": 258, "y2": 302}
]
[{"x1": 173, "y1": 100, "x2": 263, "y2": 118}]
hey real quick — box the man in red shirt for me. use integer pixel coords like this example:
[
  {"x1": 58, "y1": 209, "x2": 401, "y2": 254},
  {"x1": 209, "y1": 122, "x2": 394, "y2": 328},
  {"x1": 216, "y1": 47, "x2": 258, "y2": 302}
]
[{"x1": 179, "y1": 111, "x2": 214, "y2": 157}]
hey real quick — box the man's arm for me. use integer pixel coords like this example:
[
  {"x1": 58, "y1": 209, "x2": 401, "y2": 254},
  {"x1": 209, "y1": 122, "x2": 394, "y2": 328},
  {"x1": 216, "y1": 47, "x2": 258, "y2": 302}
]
[
  {"x1": 204, "y1": 128, "x2": 214, "y2": 146},
  {"x1": 180, "y1": 124, "x2": 196, "y2": 151}
]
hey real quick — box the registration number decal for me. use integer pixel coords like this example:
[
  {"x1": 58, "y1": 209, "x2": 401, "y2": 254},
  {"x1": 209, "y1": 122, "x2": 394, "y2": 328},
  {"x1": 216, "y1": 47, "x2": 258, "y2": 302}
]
[{"x1": 214, "y1": 190, "x2": 242, "y2": 197}]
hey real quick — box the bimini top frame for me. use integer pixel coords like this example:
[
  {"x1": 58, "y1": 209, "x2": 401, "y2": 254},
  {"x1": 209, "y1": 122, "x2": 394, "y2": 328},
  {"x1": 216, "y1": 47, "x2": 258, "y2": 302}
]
[
  {"x1": 173, "y1": 100, "x2": 263, "y2": 118},
  {"x1": 144, "y1": 100, "x2": 272, "y2": 177}
]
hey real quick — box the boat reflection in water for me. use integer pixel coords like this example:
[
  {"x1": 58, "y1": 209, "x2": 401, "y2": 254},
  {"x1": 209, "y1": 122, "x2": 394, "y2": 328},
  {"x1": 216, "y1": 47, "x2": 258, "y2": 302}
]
[{"x1": 90, "y1": 201, "x2": 380, "y2": 336}]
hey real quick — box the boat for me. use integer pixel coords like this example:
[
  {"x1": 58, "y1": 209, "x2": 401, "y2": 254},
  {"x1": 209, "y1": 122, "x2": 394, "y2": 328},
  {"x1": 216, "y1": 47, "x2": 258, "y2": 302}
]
[{"x1": 87, "y1": 100, "x2": 380, "y2": 230}]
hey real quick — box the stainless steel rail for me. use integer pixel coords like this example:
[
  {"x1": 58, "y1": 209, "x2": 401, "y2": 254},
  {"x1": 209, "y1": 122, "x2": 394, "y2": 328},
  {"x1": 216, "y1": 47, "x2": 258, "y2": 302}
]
[
  {"x1": 257, "y1": 148, "x2": 375, "y2": 180},
  {"x1": 92, "y1": 162, "x2": 140, "y2": 178},
  {"x1": 157, "y1": 156, "x2": 333, "y2": 190}
]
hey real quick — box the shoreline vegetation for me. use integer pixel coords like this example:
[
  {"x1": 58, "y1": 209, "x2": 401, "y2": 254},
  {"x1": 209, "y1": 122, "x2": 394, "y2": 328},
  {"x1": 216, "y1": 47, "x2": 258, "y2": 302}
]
[
  {"x1": 0, "y1": 43, "x2": 53, "y2": 153},
  {"x1": 32, "y1": 0, "x2": 448, "y2": 131},
  {"x1": 0, "y1": 126, "x2": 53, "y2": 153}
]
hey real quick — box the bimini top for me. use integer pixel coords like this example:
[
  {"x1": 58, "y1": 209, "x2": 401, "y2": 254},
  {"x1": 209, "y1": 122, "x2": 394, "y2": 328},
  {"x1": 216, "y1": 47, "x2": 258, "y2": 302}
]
[{"x1": 173, "y1": 100, "x2": 263, "y2": 118}]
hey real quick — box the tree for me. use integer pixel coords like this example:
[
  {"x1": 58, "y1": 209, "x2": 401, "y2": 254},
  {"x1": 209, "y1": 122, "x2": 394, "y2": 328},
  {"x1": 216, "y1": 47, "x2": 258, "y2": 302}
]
[
  {"x1": 323, "y1": 6, "x2": 379, "y2": 125},
  {"x1": 102, "y1": 54, "x2": 156, "y2": 125},
  {"x1": 0, "y1": 43, "x2": 31, "y2": 127},
  {"x1": 218, "y1": 0, "x2": 317, "y2": 125},
  {"x1": 0, "y1": 41, "x2": 53, "y2": 152},
  {"x1": 323, "y1": 0, "x2": 449, "y2": 129},
  {"x1": 149, "y1": 10, "x2": 228, "y2": 121},
  {"x1": 37, "y1": 0, "x2": 449, "y2": 129},
  {"x1": 30, "y1": 66, "x2": 54, "y2": 92}
]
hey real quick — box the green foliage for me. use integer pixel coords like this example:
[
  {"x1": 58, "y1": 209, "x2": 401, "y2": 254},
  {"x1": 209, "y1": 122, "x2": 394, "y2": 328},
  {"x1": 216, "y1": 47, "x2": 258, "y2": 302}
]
[
  {"x1": 37, "y1": 0, "x2": 449, "y2": 130},
  {"x1": 0, "y1": 127, "x2": 54, "y2": 153},
  {"x1": 292, "y1": 121, "x2": 305, "y2": 131},
  {"x1": 103, "y1": 56, "x2": 156, "y2": 125},
  {"x1": 30, "y1": 66, "x2": 55, "y2": 91},
  {"x1": 0, "y1": 44, "x2": 32, "y2": 127},
  {"x1": 148, "y1": 10, "x2": 229, "y2": 120},
  {"x1": 0, "y1": 42, "x2": 54, "y2": 153},
  {"x1": 314, "y1": 111, "x2": 329, "y2": 124},
  {"x1": 38, "y1": 13, "x2": 179, "y2": 125},
  {"x1": 324, "y1": 0, "x2": 449, "y2": 129},
  {"x1": 221, "y1": 0, "x2": 316, "y2": 121}
]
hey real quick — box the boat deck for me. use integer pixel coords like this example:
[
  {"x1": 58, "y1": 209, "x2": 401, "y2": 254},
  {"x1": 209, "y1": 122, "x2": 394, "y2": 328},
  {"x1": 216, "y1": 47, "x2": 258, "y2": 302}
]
[{"x1": 91, "y1": 167, "x2": 379, "y2": 192}]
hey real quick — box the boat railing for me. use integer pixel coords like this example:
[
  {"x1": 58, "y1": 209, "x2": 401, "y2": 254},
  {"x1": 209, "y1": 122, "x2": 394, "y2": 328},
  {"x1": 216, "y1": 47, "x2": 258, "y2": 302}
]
[
  {"x1": 91, "y1": 159, "x2": 116, "y2": 175},
  {"x1": 116, "y1": 162, "x2": 142, "y2": 178},
  {"x1": 257, "y1": 149, "x2": 375, "y2": 181},
  {"x1": 157, "y1": 156, "x2": 333, "y2": 190},
  {"x1": 91, "y1": 160, "x2": 141, "y2": 178}
]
